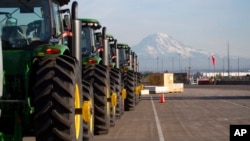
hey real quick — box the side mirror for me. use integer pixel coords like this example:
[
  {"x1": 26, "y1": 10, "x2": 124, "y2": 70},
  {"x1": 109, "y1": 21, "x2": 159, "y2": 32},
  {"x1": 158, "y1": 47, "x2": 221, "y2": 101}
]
[{"x1": 5, "y1": 17, "x2": 17, "y2": 26}]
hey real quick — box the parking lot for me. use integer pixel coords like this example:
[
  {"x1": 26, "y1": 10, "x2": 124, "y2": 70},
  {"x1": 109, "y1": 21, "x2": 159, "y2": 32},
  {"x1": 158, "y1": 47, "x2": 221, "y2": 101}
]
[{"x1": 93, "y1": 85, "x2": 250, "y2": 141}]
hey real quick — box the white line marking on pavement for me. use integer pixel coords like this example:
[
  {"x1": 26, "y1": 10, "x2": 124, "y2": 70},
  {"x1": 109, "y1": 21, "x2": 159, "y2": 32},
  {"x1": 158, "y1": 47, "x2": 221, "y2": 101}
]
[
  {"x1": 221, "y1": 100, "x2": 250, "y2": 109},
  {"x1": 151, "y1": 96, "x2": 165, "y2": 141}
]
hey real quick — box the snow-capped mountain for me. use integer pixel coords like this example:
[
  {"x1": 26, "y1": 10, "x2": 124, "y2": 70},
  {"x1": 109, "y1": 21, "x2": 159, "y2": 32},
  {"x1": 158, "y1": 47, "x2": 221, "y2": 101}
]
[
  {"x1": 132, "y1": 33, "x2": 249, "y2": 72},
  {"x1": 133, "y1": 33, "x2": 210, "y2": 58}
]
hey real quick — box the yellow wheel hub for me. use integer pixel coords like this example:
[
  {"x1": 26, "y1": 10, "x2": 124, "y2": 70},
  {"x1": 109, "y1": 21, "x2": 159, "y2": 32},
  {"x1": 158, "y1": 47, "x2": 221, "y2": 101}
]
[
  {"x1": 121, "y1": 89, "x2": 126, "y2": 99},
  {"x1": 135, "y1": 86, "x2": 140, "y2": 95},
  {"x1": 82, "y1": 101, "x2": 92, "y2": 122},
  {"x1": 111, "y1": 92, "x2": 117, "y2": 107}
]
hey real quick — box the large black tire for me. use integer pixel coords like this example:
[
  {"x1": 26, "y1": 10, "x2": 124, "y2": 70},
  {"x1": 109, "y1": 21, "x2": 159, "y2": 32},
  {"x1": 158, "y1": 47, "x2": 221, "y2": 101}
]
[
  {"x1": 33, "y1": 55, "x2": 83, "y2": 141},
  {"x1": 123, "y1": 70, "x2": 136, "y2": 111},
  {"x1": 135, "y1": 72, "x2": 140, "y2": 105},
  {"x1": 110, "y1": 68, "x2": 123, "y2": 119},
  {"x1": 109, "y1": 68, "x2": 117, "y2": 126},
  {"x1": 82, "y1": 80, "x2": 94, "y2": 141},
  {"x1": 137, "y1": 72, "x2": 142, "y2": 103},
  {"x1": 82, "y1": 64, "x2": 110, "y2": 135}
]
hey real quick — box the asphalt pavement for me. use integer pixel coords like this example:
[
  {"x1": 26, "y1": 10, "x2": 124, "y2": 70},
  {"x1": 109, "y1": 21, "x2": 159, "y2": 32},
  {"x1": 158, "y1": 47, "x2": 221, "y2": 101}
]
[{"x1": 93, "y1": 85, "x2": 250, "y2": 141}]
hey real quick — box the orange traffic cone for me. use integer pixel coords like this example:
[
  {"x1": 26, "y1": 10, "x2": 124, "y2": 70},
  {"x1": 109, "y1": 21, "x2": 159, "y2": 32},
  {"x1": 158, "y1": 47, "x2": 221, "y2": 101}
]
[{"x1": 160, "y1": 94, "x2": 165, "y2": 103}]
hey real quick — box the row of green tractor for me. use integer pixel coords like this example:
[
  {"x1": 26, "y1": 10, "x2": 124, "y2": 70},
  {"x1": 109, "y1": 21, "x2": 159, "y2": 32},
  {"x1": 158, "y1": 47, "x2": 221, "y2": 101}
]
[{"x1": 0, "y1": 0, "x2": 143, "y2": 140}]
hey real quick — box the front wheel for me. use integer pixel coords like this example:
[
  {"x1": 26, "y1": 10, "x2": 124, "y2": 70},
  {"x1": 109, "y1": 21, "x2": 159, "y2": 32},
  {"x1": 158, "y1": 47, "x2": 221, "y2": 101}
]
[
  {"x1": 82, "y1": 64, "x2": 110, "y2": 135},
  {"x1": 33, "y1": 55, "x2": 83, "y2": 141}
]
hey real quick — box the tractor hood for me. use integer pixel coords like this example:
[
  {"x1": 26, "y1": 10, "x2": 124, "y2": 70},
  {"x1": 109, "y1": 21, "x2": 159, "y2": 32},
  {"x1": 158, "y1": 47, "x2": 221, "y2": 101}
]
[
  {"x1": 82, "y1": 56, "x2": 102, "y2": 65},
  {"x1": 3, "y1": 44, "x2": 68, "y2": 76}
]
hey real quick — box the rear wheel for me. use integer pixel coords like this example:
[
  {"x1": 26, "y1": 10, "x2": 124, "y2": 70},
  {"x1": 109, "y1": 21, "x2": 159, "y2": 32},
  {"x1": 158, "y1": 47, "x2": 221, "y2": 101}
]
[
  {"x1": 110, "y1": 68, "x2": 118, "y2": 126},
  {"x1": 123, "y1": 71, "x2": 135, "y2": 111},
  {"x1": 33, "y1": 55, "x2": 83, "y2": 141},
  {"x1": 111, "y1": 68, "x2": 123, "y2": 119},
  {"x1": 137, "y1": 72, "x2": 143, "y2": 104},
  {"x1": 135, "y1": 72, "x2": 140, "y2": 105},
  {"x1": 83, "y1": 64, "x2": 110, "y2": 135}
]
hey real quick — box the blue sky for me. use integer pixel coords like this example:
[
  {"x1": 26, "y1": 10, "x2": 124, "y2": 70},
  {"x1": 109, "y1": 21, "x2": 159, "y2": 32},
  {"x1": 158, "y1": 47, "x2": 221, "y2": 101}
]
[{"x1": 64, "y1": 0, "x2": 250, "y2": 58}]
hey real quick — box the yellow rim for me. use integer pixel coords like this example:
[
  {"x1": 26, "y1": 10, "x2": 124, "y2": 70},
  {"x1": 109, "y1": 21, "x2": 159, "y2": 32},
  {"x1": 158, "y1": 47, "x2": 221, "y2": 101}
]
[
  {"x1": 106, "y1": 86, "x2": 110, "y2": 116},
  {"x1": 82, "y1": 99, "x2": 94, "y2": 133},
  {"x1": 107, "y1": 101, "x2": 110, "y2": 116},
  {"x1": 74, "y1": 84, "x2": 80, "y2": 139},
  {"x1": 89, "y1": 99, "x2": 93, "y2": 133}
]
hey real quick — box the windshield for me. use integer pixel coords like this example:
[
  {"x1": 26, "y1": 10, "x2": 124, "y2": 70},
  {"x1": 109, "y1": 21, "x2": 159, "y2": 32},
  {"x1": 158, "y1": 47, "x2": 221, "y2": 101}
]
[
  {"x1": 119, "y1": 48, "x2": 127, "y2": 65},
  {"x1": 0, "y1": 0, "x2": 50, "y2": 48},
  {"x1": 82, "y1": 27, "x2": 96, "y2": 56}
]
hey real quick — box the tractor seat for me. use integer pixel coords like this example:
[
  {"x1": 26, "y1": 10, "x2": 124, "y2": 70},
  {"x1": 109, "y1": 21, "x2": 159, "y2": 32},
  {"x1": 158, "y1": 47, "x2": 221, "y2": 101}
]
[{"x1": 1, "y1": 26, "x2": 26, "y2": 48}]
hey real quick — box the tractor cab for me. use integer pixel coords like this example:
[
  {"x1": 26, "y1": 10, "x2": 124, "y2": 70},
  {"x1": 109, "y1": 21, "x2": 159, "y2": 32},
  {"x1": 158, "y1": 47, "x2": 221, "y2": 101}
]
[
  {"x1": 0, "y1": 0, "x2": 68, "y2": 49},
  {"x1": 92, "y1": 32, "x2": 114, "y2": 66},
  {"x1": 79, "y1": 18, "x2": 102, "y2": 65},
  {"x1": 117, "y1": 43, "x2": 131, "y2": 71},
  {"x1": 106, "y1": 34, "x2": 116, "y2": 68},
  {"x1": 0, "y1": 0, "x2": 85, "y2": 140},
  {"x1": 110, "y1": 39, "x2": 118, "y2": 68},
  {"x1": 131, "y1": 51, "x2": 138, "y2": 72},
  {"x1": 0, "y1": 0, "x2": 71, "y2": 100}
]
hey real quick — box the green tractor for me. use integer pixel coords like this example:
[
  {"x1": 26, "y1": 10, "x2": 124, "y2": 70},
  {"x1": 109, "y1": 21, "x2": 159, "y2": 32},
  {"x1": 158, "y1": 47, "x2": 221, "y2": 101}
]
[
  {"x1": 0, "y1": 1, "x2": 86, "y2": 140},
  {"x1": 102, "y1": 33, "x2": 118, "y2": 126},
  {"x1": 63, "y1": 18, "x2": 96, "y2": 141},
  {"x1": 130, "y1": 49, "x2": 143, "y2": 105},
  {"x1": 116, "y1": 43, "x2": 142, "y2": 111},
  {"x1": 105, "y1": 34, "x2": 125, "y2": 121},
  {"x1": 110, "y1": 41, "x2": 126, "y2": 118},
  {"x1": 131, "y1": 51, "x2": 143, "y2": 105},
  {"x1": 79, "y1": 18, "x2": 116, "y2": 134}
]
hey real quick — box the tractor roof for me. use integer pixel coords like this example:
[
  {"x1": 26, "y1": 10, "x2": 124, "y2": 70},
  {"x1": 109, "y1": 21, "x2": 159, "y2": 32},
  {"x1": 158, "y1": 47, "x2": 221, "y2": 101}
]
[
  {"x1": 0, "y1": 0, "x2": 70, "y2": 7},
  {"x1": 95, "y1": 32, "x2": 115, "y2": 42},
  {"x1": 79, "y1": 18, "x2": 102, "y2": 30},
  {"x1": 117, "y1": 43, "x2": 129, "y2": 49},
  {"x1": 55, "y1": 0, "x2": 70, "y2": 6},
  {"x1": 106, "y1": 34, "x2": 115, "y2": 42}
]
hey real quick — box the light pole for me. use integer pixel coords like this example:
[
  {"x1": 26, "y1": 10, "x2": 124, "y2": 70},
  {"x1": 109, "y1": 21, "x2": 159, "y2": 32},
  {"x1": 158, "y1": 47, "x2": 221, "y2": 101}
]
[
  {"x1": 227, "y1": 41, "x2": 230, "y2": 77},
  {"x1": 157, "y1": 57, "x2": 158, "y2": 72},
  {"x1": 172, "y1": 57, "x2": 174, "y2": 73},
  {"x1": 188, "y1": 58, "x2": 191, "y2": 82},
  {"x1": 161, "y1": 58, "x2": 163, "y2": 73},
  {"x1": 178, "y1": 53, "x2": 180, "y2": 73},
  {"x1": 222, "y1": 58, "x2": 224, "y2": 77},
  {"x1": 238, "y1": 56, "x2": 239, "y2": 78},
  {"x1": 208, "y1": 57, "x2": 210, "y2": 77}
]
